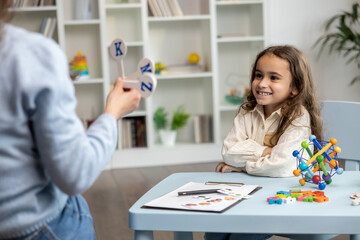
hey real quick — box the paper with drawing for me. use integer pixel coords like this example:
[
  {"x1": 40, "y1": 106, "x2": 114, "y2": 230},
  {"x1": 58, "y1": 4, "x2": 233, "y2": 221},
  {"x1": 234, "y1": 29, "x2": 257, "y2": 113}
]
[{"x1": 143, "y1": 182, "x2": 259, "y2": 212}]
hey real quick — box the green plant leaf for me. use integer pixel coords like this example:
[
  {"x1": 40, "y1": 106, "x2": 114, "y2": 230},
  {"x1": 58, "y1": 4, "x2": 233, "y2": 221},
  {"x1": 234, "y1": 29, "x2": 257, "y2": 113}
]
[
  {"x1": 153, "y1": 107, "x2": 168, "y2": 131},
  {"x1": 171, "y1": 105, "x2": 190, "y2": 131},
  {"x1": 313, "y1": 3, "x2": 360, "y2": 85},
  {"x1": 350, "y1": 75, "x2": 360, "y2": 85}
]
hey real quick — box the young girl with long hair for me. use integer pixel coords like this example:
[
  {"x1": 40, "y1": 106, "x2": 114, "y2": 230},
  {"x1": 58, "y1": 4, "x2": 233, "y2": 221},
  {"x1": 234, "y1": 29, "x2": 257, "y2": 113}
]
[
  {"x1": 216, "y1": 45, "x2": 322, "y2": 177},
  {"x1": 206, "y1": 45, "x2": 322, "y2": 240}
]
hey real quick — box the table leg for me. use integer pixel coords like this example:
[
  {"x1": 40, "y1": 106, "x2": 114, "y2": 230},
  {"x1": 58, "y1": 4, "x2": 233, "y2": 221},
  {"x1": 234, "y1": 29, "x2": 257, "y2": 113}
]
[
  {"x1": 350, "y1": 235, "x2": 360, "y2": 240},
  {"x1": 134, "y1": 230, "x2": 153, "y2": 240},
  {"x1": 174, "y1": 231, "x2": 193, "y2": 240}
]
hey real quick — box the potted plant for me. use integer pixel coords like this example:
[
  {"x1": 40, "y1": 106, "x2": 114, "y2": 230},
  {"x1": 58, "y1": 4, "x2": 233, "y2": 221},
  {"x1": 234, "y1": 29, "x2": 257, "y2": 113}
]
[
  {"x1": 314, "y1": 3, "x2": 360, "y2": 85},
  {"x1": 153, "y1": 105, "x2": 190, "y2": 146}
]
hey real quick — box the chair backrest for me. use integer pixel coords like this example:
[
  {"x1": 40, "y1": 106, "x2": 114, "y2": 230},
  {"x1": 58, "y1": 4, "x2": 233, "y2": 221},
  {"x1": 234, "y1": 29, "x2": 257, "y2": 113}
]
[{"x1": 321, "y1": 100, "x2": 360, "y2": 170}]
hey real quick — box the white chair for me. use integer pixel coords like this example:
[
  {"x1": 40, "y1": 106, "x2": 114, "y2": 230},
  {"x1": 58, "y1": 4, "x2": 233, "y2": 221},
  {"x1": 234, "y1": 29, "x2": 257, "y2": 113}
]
[{"x1": 278, "y1": 101, "x2": 360, "y2": 240}]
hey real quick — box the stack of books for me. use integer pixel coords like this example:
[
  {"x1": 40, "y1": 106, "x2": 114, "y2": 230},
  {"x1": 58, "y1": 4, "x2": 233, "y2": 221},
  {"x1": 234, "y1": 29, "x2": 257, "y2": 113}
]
[
  {"x1": 148, "y1": 0, "x2": 183, "y2": 17},
  {"x1": 119, "y1": 117, "x2": 147, "y2": 149},
  {"x1": 194, "y1": 114, "x2": 213, "y2": 143},
  {"x1": 40, "y1": 17, "x2": 57, "y2": 38},
  {"x1": 12, "y1": 0, "x2": 56, "y2": 8}
]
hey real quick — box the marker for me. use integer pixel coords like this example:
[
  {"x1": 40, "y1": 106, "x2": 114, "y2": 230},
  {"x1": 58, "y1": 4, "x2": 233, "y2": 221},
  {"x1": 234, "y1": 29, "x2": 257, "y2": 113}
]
[{"x1": 178, "y1": 189, "x2": 220, "y2": 196}]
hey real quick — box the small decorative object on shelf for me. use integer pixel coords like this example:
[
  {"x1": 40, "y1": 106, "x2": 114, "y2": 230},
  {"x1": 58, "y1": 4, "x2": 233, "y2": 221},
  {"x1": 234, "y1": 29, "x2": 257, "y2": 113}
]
[
  {"x1": 70, "y1": 51, "x2": 90, "y2": 81},
  {"x1": 224, "y1": 73, "x2": 249, "y2": 105},
  {"x1": 188, "y1": 52, "x2": 200, "y2": 65},
  {"x1": 293, "y1": 135, "x2": 343, "y2": 190},
  {"x1": 155, "y1": 52, "x2": 205, "y2": 76},
  {"x1": 153, "y1": 105, "x2": 190, "y2": 146},
  {"x1": 155, "y1": 62, "x2": 167, "y2": 75}
]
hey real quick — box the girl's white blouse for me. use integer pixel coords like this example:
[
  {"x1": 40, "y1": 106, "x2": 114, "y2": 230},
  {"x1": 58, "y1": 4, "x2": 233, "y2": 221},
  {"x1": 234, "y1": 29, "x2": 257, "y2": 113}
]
[{"x1": 222, "y1": 104, "x2": 311, "y2": 177}]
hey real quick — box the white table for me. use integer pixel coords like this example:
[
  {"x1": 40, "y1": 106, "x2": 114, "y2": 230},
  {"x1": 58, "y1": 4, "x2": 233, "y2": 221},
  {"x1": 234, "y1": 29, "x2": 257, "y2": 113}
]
[{"x1": 129, "y1": 172, "x2": 360, "y2": 240}]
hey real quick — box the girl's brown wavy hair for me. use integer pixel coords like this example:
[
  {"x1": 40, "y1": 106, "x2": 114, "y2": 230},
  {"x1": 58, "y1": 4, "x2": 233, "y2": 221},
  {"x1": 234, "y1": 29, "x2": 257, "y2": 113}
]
[{"x1": 239, "y1": 45, "x2": 323, "y2": 145}]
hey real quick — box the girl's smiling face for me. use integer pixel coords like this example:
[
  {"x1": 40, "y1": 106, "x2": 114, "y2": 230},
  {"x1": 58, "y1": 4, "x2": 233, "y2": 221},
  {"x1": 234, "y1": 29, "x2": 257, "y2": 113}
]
[{"x1": 252, "y1": 53, "x2": 298, "y2": 118}]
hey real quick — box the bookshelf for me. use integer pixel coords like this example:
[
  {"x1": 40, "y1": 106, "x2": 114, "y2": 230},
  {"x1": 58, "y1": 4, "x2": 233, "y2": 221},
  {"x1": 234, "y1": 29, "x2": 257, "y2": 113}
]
[
  {"x1": 10, "y1": 0, "x2": 266, "y2": 169},
  {"x1": 214, "y1": 0, "x2": 266, "y2": 140}
]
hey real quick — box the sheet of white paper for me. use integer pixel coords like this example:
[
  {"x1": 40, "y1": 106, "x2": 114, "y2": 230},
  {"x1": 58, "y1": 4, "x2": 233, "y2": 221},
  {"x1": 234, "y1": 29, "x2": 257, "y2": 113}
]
[{"x1": 143, "y1": 182, "x2": 259, "y2": 212}]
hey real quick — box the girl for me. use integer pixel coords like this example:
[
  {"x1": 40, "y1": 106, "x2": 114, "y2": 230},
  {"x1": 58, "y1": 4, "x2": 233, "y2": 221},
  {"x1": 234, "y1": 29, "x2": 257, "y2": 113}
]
[
  {"x1": 217, "y1": 45, "x2": 322, "y2": 176},
  {"x1": 205, "y1": 45, "x2": 322, "y2": 240}
]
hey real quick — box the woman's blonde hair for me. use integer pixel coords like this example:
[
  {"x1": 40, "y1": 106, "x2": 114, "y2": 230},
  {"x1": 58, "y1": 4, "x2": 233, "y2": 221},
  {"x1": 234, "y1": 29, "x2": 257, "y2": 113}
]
[{"x1": 240, "y1": 45, "x2": 323, "y2": 145}]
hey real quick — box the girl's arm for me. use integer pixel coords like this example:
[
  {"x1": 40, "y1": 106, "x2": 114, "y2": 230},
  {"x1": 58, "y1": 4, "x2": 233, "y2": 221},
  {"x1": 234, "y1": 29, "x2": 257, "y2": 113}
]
[
  {"x1": 221, "y1": 109, "x2": 267, "y2": 168},
  {"x1": 215, "y1": 162, "x2": 247, "y2": 173},
  {"x1": 245, "y1": 112, "x2": 311, "y2": 177}
]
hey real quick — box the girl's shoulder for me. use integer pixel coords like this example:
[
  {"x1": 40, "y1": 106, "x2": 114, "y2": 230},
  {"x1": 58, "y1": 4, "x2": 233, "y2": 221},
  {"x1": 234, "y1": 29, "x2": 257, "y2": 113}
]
[{"x1": 293, "y1": 105, "x2": 311, "y2": 126}]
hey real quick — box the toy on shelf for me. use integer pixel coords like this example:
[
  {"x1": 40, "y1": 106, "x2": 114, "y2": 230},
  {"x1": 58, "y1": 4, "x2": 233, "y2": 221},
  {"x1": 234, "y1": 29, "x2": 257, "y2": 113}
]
[
  {"x1": 224, "y1": 73, "x2": 249, "y2": 105},
  {"x1": 109, "y1": 38, "x2": 157, "y2": 98},
  {"x1": 293, "y1": 135, "x2": 343, "y2": 190},
  {"x1": 70, "y1": 51, "x2": 90, "y2": 81},
  {"x1": 155, "y1": 62, "x2": 167, "y2": 75},
  {"x1": 188, "y1": 52, "x2": 200, "y2": 65}
]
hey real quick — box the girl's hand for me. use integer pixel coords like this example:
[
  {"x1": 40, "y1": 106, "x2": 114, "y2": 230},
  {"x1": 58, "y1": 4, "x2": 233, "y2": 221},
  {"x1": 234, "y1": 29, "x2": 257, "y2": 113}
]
[
  {"x1": 261, "y1": 147, "x2": 272, "y2": 157},
  {"x1": 103, "y1": 77, "x2": 141, "y2": 120},
  {"x1": 215, "y1": 162, "x2": 247, "y2": 173}
]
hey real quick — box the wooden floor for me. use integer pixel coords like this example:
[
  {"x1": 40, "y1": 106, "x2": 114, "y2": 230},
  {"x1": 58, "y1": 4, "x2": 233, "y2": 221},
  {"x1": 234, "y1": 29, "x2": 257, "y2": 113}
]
[{"x1": 83, "y1": 162, "x2": 349, "y2": 240}]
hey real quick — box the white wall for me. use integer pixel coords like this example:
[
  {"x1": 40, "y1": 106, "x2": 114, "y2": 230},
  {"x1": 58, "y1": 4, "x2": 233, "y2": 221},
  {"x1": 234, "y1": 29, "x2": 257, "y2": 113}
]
[{"x1": 265, "y1": 0, "x2": 360, "y2": 102}]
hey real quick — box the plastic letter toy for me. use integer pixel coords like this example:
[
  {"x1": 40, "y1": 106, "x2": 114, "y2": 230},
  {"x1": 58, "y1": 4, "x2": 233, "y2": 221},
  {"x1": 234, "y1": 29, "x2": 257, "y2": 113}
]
[{"x1": 109, "y1": 38, "x2": 157, "y2": 98}]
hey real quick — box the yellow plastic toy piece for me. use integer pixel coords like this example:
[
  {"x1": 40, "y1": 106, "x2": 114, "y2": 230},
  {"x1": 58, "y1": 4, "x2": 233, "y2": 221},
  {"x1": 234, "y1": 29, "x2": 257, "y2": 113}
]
[{"x1": 305, "y1": 138, "x2": 337, "y2": 166}]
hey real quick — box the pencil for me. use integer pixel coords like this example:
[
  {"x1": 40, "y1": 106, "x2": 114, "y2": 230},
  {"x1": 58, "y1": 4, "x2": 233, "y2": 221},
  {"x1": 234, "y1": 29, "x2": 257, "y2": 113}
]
[{"x1": 178, "y1": 189, "x2": 220, "y2": 196}]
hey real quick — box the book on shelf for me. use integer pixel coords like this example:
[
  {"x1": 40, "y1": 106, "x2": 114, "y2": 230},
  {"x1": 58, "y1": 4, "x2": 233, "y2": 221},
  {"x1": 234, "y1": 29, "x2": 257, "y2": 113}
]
[
  {"x1": 119, "y1": 116, "x2": 147, "y2": 149},
  {"x1": 194, "y1": 114, "x2": 213, "y2": 143},
  {"x1": 40, "y1": 17, "x2": 57, "y2": 38},
  {"x1": 168, "y1": 0, "x2": 183, "y2": 16},
  {"x1": 148, "y1": 0, "x2": 183, "y2": 17},
  {"x1": 157, "y1": 0, "x2": 170, "y2": 17},
  {"x1": 12, "y1": 0, "x2": 56, "y2": 8},
  {"x1": 147, "y1": 0, "x2": 159, "y2": 17}
]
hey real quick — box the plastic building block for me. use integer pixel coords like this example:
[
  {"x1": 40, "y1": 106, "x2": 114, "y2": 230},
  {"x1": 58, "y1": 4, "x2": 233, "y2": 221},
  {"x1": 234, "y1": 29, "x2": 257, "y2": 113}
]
[
  {"x1": 276, "y1": 191, "x2": 291, "y2": 196},
  {"x1": 304, "y1": 196, "x2": 315, "y2": 202},
  {"x1": 314, "y1": 196, "x2": 329, "y2": 203},
  {"x1": 267, "y1": 197, "x2": 282, "y2": 204},
  {"x1": 290, "y1": 193, "x2": 303, "y2": 199},
  {"x1": 275, "y1": 194, "x2": 288, "y2": 199},
  {"x1": 313, "y1": 191, "x2": 325, "y2": 196},
  {"x1": 297, "y1": 195, "x2": 307, "y2": 201},
  {"x1": 283, "y1": 197, "x2": 296, "y2": 204}
]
